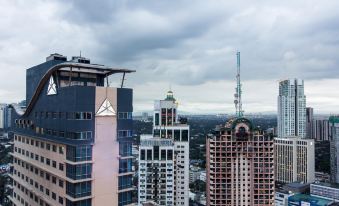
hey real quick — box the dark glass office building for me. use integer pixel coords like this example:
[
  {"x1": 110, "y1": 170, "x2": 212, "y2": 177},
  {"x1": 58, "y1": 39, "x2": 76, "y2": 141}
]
[{"x1": 8, "y1": 54, "x2": 135, "y2": 206}]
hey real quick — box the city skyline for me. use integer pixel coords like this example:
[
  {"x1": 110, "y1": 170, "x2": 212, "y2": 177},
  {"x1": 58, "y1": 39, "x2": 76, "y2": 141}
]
[{"x1": 1, "y1": 1, "x2": 339, "y2": 114}]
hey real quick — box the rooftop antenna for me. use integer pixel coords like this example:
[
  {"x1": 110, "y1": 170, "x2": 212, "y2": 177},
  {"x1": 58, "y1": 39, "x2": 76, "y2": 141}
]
[{"x1": 234, "y1": 51, "x2": 244, "y2": 117}]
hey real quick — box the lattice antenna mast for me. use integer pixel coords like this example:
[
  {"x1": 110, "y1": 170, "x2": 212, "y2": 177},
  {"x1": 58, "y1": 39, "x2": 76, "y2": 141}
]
[{"x1": 234, "y1": 51, "x2": 243, "y2": 117}]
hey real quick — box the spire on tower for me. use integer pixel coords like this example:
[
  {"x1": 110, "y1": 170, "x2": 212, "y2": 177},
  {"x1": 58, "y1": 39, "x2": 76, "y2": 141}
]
[{"x1": 234, "y1": 51, "x2": 244, "y2": 117}]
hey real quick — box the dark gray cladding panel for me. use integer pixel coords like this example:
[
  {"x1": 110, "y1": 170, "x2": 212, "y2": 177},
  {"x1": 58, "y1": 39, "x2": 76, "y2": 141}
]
[
  {"x1": 117, "y1": 88, "x2": 133, "y2": 112},
  {"x1": 26, "y1": 60, "x2": 65, "y2": 104},
  {"x1": 12, "y1": 85, "x2": 96, "y2": 146},
  {"x1": 117, "y1": 88, "x2": 133, "y2": 131},
  {"x1": 33, "y1": 85, "x2": 96, "y2": 130}
]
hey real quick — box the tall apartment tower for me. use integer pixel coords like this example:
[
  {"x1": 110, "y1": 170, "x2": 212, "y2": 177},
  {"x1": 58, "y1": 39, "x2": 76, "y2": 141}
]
[
  {"x1": 275, "y1": 78, "x2": 315, "y2": 184},
  {"x1": 138, "y1": 91, "x2": 190, "y2": 206},
  {"x1": 8, "y1": 54, "x2": 135, "y2": 206},
  {"x1": 206, "y1": 118, "x2": 275, "y2": 206},
  {"x1": 277, "y1": 79, "x2": 306, "y2": 138},
  {"x1": 138, "y1": 138, "x2": 175, "y2": 205},
  {"x1": 330, "y1": 116, "x2": 339, "y2": 183}
]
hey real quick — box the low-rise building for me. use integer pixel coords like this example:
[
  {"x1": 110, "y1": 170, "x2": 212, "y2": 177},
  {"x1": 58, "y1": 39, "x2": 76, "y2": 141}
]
[
  {"x1": 311, "y1": 182, "x2": 339, "y2": 202},
  {"x1": 275, "y1": 191, "x2": 293, "y2": 206},
  {"x1": 288, "y1": 193, "x2": 334, "y2": 206}
]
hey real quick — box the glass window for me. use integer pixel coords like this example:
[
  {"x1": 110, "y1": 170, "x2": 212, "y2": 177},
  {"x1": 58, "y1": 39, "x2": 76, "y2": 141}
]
[
  {"x1": 161, "y1": 150, "x2": 166, "y2": 160},
  {"x1": 182, "y1": 130, "x2": 189, "y2": 142},
  {"x1": 153, "y1": 146, "x2": 159, "y2": 160},
  {"x1": 140, "y1": 150, "x2": 145, "y2": 160},
  {"x1": 66, "y1": 163, "x2": 92, "y2": 180},
  {"x1": 155, "y1": 113, "x2": 159, "y2": 126},
  {"x1": 174, "y1": 130, "x2": 180, "y2": 141},
  {"x1": 66, "y1": 181, "x2": 91, "y2": 198},
  {"x1": 167, "y1": 150, "x2": 173, "y2": 160},
  {"x1": 147, "y1": 150, "x2": 152, "y2": 160}
]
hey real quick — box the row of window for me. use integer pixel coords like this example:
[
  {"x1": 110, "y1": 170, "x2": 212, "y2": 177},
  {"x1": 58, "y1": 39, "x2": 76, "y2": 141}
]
[
  {"x1": 153, "y1": 129, "x2": 189, "y2": 142},
  {"x1": 34, "y1": 111, "x2": 93, "y2": 120},
  {"x1": 35, "y1": 127, "x2": 92, "y2": 140},
  {"x1": 14, "y1": 147, "x2": 64, "y2": 172},
  {"x1": 13, "y1": 161, "x2": 64, "y2": 205},
  {"x1": 14, "y1": 122, "x2": 93, "y2": 141},
  {"x1": 33, "y1": 111, "x2": 132, "y2": 120},
  {"x1": 118, "y1": 130, "x2": 133, "y2": 138},
  {"x1": 15, "y1": 135, "x2": 64, "y2": 154},
  {"x1": 12, "y1": 181, "x2": 56, "y2": 206},
  {"x1": 118, "y1": 112, "x2": 133, "y2": 120},
  {"x1": 140, "y1": 149, "x2": 173, "y2": 161},
  {"x1": 14, "y1": 157, "x2": 64, "y2": 188}
]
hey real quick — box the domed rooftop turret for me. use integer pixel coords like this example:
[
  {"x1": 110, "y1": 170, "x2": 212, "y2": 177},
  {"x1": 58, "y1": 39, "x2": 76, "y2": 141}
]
[{"x1": 165, "y1": 90, "x2": 176, "y2": 101}]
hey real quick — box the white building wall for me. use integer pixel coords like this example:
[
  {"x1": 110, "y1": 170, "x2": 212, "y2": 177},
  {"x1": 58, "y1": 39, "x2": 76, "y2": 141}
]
[{"x1": 274, "y1": 137, "x2": 315, "y2": 184}]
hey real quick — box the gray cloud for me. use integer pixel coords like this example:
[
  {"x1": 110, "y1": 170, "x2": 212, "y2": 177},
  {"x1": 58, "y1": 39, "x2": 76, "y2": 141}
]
[{"x1": 0, "y1": 0, "x2": 339, "y2": 113}]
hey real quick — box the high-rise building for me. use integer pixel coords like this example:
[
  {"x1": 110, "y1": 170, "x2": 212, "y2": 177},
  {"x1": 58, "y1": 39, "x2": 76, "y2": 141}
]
[
  {"x1": 277, "y1": 79, "x2": 306, "y2": 138},
  {"x1": 206, "y1": 118, "x2": 275, "y2": 206},
  {"x1": 8, "y1": 53, "x2": 135, "y2": 206},
  {"x1": 274, "y1": 137, "x2": 315, "y2": 183},
  {"x1": 306, "y1": 107, "x2": 314, "y2": 138},
  {"x1": 138, "y1": 138, "x2": 175, "y2": 205},
  {"x1": 0, "y1": 104, "x2": 5, "y2": 129},
  {"x1": 275, "y1": 78, "x2": 315, "y2": 184},
  {"x1": 312, "y1": 118, "x2": 329, "y2": 141},
  {"x1": 138, "y1": 91, "x2": 190, "y2": 206},
  {"x1": 330, "y1": 116, "x2": 339, "y2": 183}
]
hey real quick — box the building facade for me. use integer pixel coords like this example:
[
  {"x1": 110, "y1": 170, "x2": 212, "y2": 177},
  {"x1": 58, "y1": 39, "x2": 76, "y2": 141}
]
[
  {"x1": 330, "y1": 116, "x2": 339, "y2": 183},
  {"x1": 306, "y1": 107, "x2": 314, "y2": 139},
  {"x1": 287, "y1": 194, "x2": 334, "y2": 206},
  {"x1": 275, "y1": 191, "x2": 293, "y2": 206},
  {"x1": 277, "y1": 79, "x2": 306, "y2": 138},
  {"x1": 138, "y1": 138, "x2": 175, "y2": 205},
  {"x1": 138, "y1": 91, "x2": 190, "y2": 206},
  {"x1": 311, "y1": 183, "x2": 339, "y2": 202},
  {"x1": 274, "y1": 137, "x2": 315, "y2": 184},
  {"x1": 206, "y1": 118, "x2": 274, "y2": 206},
  {"x1": 0, "y1": 104, "x2": 5, "y2": 130},
  {"x1": 8, "y1": 54, "x2": 135, "y2": 206},
  {"x1": 312, "y1": 119, "x2": 330, "y2": 141}
]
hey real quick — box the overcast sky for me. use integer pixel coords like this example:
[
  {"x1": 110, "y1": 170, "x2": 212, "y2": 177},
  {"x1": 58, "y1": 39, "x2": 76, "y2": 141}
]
[{"x1": 0, "y1": 0, "x2": 338, "y2": 114}]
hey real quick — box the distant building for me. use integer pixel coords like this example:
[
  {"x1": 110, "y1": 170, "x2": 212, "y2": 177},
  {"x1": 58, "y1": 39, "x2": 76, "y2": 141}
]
[
  {"x1": 277, "y1": 79, "x2": 306, "y2": 138},
  {"x1": 189, "y1": 167, "x2": 202, "y2": 183},
  {"x1": 306, "y1": 107, "x2": 314, "y2": 138},
  {"x1": 312, "y1": 118, "x2": 330, "y2": 141},
  {"x1": 142, "y1": 112, "x2": 150, "y2": 121},
  {"x1": 330, "y1": 116, "x2": 339, "y2": 183},
  {"x1": 315, "y1": 172, "x2": 331, "y2": 183},
  {"x1": 274, "y1": 137, "x2": 315, "y2": 183},
  {"x1": 311, "y1": 182, "x2": 339, "y2": 202},
  {"x1": 287, "y1": 193, "x2": 334, "y2": 206},
  {"x1": 0, "y1": 104, "x2": 5, "y2": 129},
  {"x1": 199, "y1": 171, "x2": 206, "y2": 182},
  {"x1": 206, "y1": 118, "x2": 274, "y2": 205},
  {"x1": 275, "y1": 191, "x2": 293, "y2": 206}
]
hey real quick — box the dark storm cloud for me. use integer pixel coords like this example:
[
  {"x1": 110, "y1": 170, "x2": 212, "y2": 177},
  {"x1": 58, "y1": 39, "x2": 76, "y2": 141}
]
[{"x1": 1, "y1": 0, "x2": 339, "y2": 113}]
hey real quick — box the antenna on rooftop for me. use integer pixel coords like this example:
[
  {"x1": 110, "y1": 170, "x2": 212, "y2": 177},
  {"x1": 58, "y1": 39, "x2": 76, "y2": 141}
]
[{"x1": 234, "y1": 51, "x2": 244, "y2": 117}]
